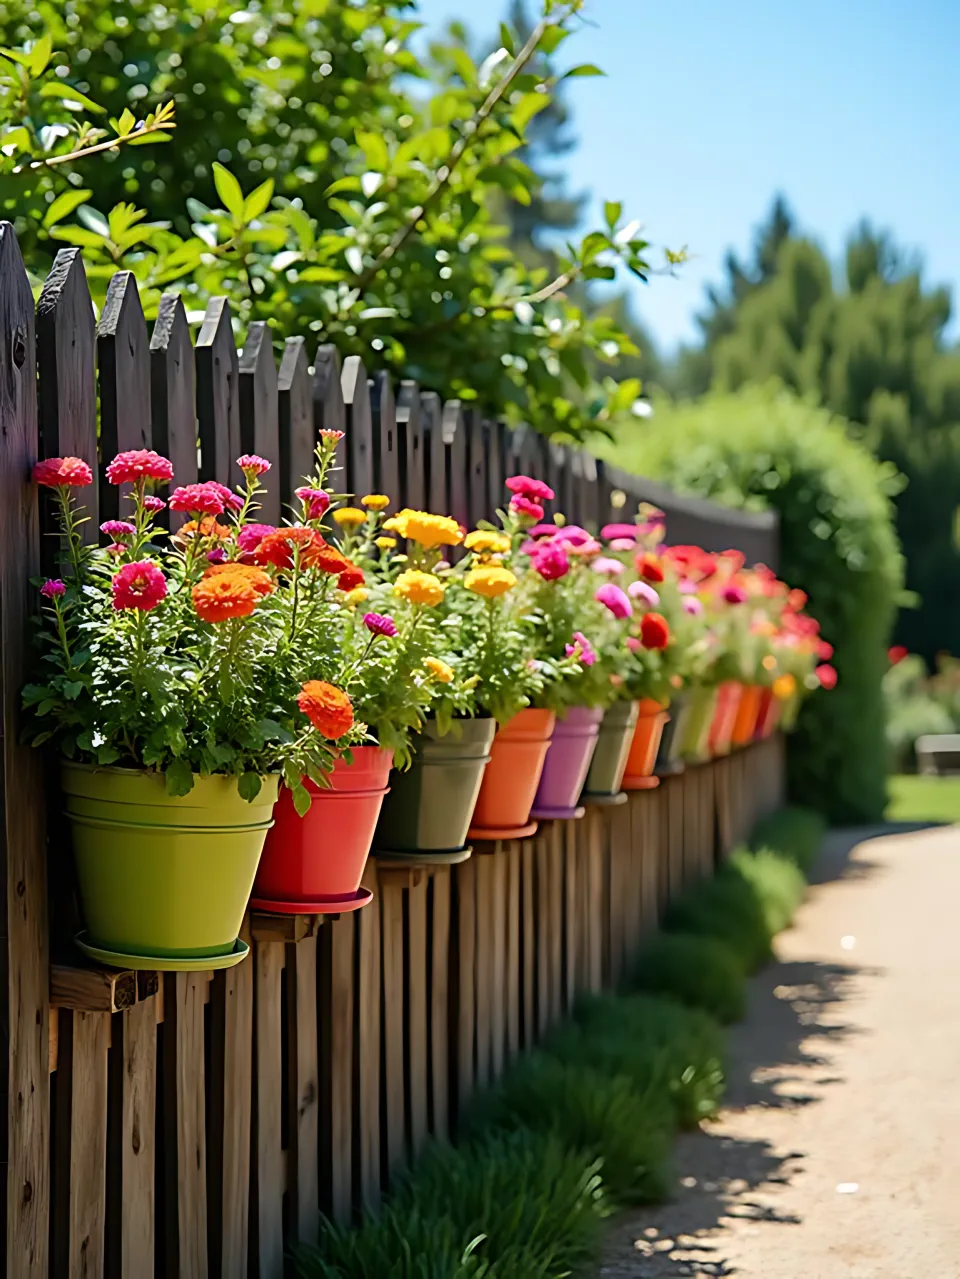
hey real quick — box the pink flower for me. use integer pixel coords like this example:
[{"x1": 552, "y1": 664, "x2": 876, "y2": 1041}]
[
  {"x1": 237, "y1": 523, "x2": 276, "y2": 554},
  {"x1": 531, "y1": 541, "x2": 570, "y2": 581},
  {"x1": 626, "y1": 636, "x2": 642, "y2": 653},
  {"x1": 609, "y1": 538, "x2": 636, "y2": 552},
  {"x1": 565, "y1": 631, "x2": 596, "y2": 666},
  {"x1": 169, "y1": 484, "x2": 225, "y2": 516},
  {"x1": 510, "y1": 495, "x2": 544, "y2": 523},
  {"x1": 554, "y1": 526, "x2": 592, "y2": 547},
  {"x1": 319, "y1": 429, "x2": 345, "y2": 446},
  {"x1": 683, "y1": 597, "x2": 704, "y2": 616},
  {"x1": 601, "y1": 523, "x2": 639, "y2": 541},
  {"x1": 206, "y1": 548, "x2": 228, "y2": 564},
  {"x1": 295, "y1": 486, "x2": 331, "y2": 519},
  {"x1": 527, "y1": 523, "x2": 562, "y2": 540},
  {"x1": 105, "y1": 542, "x2": 126, "y2": 556},
  {"x1": 40, "y1": 579, "x2": 66, "y2": 599},
  {"x1": 592, "y1": 556, "x2": 624, "y2": 576},
  {"x1": 722, "y1": 583, "x2": 748, "y2": 605},
  {"x1": 506, "y1": 475, "x2": 555, "y2": 503},
  {"x1": 100, "y1": 520, "x2": 136, "y2": 539},
  {"x1": 678, "y1": 578, "x2": 698, "y2": 594},
  {"x1": 105, "y1": 450, "x2": 174, "y2": 486},
  {"x1": 33, "y1": 456, "x2": 94, "y2": 488},
  {"x1": 595, "y1": 583, "x2": 632, "y2": 620},
  {"x1": 628, "y1": 580, "x2": 660, "y2": 607},
  {"x1": 363, "y1": 612, "x2": 398, "y2": 638},
  {"x1": 111, "y1": 560, "x2": 167, "y2": 611},
  {"x1": 143, "y1": 496, "x2": 166, "y2": 514},
  {"x1": 237, "y1": 454, "x2": 271, "y2": 477},
  {"x1": 816, "y1": 663, "x2": 838, "y2": 690},
  {"x1": 204, "y1": 480, "x2": 244, "y2": 512}
]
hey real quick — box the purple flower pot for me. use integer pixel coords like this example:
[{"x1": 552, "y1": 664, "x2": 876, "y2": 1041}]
[{"x1": 530, "y1": 704, "x2": 603, "y2": 820}]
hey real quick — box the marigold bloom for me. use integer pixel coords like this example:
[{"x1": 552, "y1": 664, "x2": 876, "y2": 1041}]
[
  {"x1": 100, "y1": 520, "x2": 136, "y2": 539},
  {"x1": 338, "y1": 565, "x2": 365, "y2": 592},
  {"x1": 180, "y1": 516, "x2": 233, "y2": 540},
  {"x1": 595, "y1": 583, "x2": 632, "y2": 620},
  {"x1": 640, "y1": 611, "x2": 670, "y2": 649},
  {"x1": 308, "y1": 543, "x2": 352, "y2": 575},
  {"x1": 361, "y1": 494, "x2": 390, "y2": 510},
  {"x1": 464, "y1": 565, "x2": 517, "y2": 599},
  {"x1": 105, "y1": 449, "x2": 174, "y2": 486},
  {"x1": 375, "y1": 537, "x2": 397, "y2": 552},
  {"x1": 295, "y1": 487, "x2": 331, "y2": 519},
  {"x1": 203, "y1": 562, "x2": 275, "y2": 598},
  {"x1": 424, "y1": 656, "x2": 454, "y2": 683},
  {"x1": 170, "y1": 484, "x2": 225, "y2": 516},
  {"x1": 33, "y1": 456, "x2": 94, "y2": 488},
  {"x1": 40, "y1": 579, "x2": 66, "y2": 599},
  {"x1": 505, "y1": 475, "x2": 555, "y2": 503},
  {"x1": 388, "y1": 509, "x2": 464, "y2": 549},
  {"x1": 815, "y1": 663, "x2": 838, "y2": 690},
  {"x1": 256, "y1": 527, "x2": 321, "y2": 570},
  {"x1": 773, "y1": 673, "x2": 797, "y2": 700},
  {"x1": 297, "y1": 681, "x2": 354, "y2": 739},
  {"x1": 566, "y1": 631, "x2": 597, "y2": 667},
  {"x1": 192, "y1": 573, "x2": 258, "y2": 623},
  {"x1": 333, "y1": 507, "x2": 367, "y2": 528},
  {"x1": 237, "y1": 454, "x2": 271, "y2": 476},
  {"x1": 112, "y1": 560, "x2": 167, "y2": 612},
  {"x1": 363, "y1": 612, "x2": 398, "y2": 638},
  {"x1": 343, "y1": 587, "x2": 369, "y2": 605},
  {"x1": 510, "y1": 495, "x2": 544, "y2": 523},
  {"x1": 464, "y1": 529, "x2": 511, "y2": 555},
  {"x1": 394, "y1": 569, "x2": 445, "y2": 607}
]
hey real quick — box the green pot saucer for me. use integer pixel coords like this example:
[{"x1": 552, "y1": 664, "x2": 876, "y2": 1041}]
[
  {"x1": 75, "y1": 931, "x2": 249, "y2": 972},
  {"x1": 374, "y1": 846, "x2": 473, "y2": 867},
  {"x1": 580, "y1": 791, "x2": 628, "y2": 807}
]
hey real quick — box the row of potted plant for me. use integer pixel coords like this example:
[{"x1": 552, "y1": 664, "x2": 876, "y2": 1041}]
[{"x1": 25, "y1": 443, "x2": 833, "y2": 971}]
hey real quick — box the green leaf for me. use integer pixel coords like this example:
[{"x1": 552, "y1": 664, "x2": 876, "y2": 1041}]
[
  {"x1": 237, "y1": 771, "x2": 262, "y2": 802},
  {"x1": 62, "y1": 681, "x2": 84, "y2": 700},
  {"x1": 604, "y1": 201, "x2": 622, "y2": 230},
  {"x1": 243, "y1": 177, "x2": 274, "y2": 221},
  {"x1": 498, "y1": 22, "x2": 516, "y2": 55},
  {"x1": 48, "y1": 226, "x2": 112, "y2": 249},
  {"x1": 538, "y1": 25, "x2": 570, "y2": 55},
  {"x1": 562, "y1": 63, "x2": 605, "y2": 79},
  {"x1": 355, "y1": 130, "x2": 388, "y2": 173},
  {"x1": 27, "y1": 34, "x2": 52, "y2": 78},
  {"x1": 511, "y1": 92, "x2": 549, "y2": 132},
  {"x1": 115, "y1": 108, "x2": 136, "y2": 137},
  {"x1": 0, "y1": 127, "x2": 31, "y2": 156},
  {"x1": 43, "y1": 188, "x2": 92, "y2": 229},
  {"x1": 450, "y1": 47, "x2": 476, "y2": 86},
  {"x1": 324, "y1": 176, "x2": 362, "y2": 196},
  {"x1": 126, "y1": 130, "x2": 172, "y2": 147},
  {"x1": 291, "y1": 780, "x2": 311, "y2": 818},
  {"x1": 164, "y1": 758, "x2": 194, "y2": 797},
  {"x1": 38, "y1": 82, "x2": 106, "y2": 114},
  {"x1": 212, "y1": 162, "x2": 245, "y2": 220}
]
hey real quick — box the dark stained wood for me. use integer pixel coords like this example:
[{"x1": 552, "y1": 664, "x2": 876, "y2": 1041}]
[
  {"x1": 0, "y1": 222, "x2": 50, "y2": 1278},
  {"x1": 149, "y1": 294, "x2": 197, "y2": 529},
  {"x1": 251, "y1": 943, "x2": 283, "y2": 1279},
  {"x1": 490, "y1": 850, "x2": 507, "y2": 1081},
  {"x1": 162, "y1": 973, "x2": 208, "y2": 1279},
  {"x1": 311, "y1": 345, "x2": 346, "y2": 488},
  {"x1": 406, "y1": 878, "x2": 428, "y2": 1157},
  {"x1": 396, "y1": 381, "x2": 423, "y2": 511},
  {"x1": 563, "y1": 823, "x2": 578, "y2": 1012},
  {"x1": 443, "y1": 402, "x2": 468, "y2": 530},
  {"x1": 356, "y1": 863, "x2": 380, "y2": 1213},
  {"x1": 341, "y1": 356, "x2": 373, "y2": 498},
  {"x1": 421, "y1": 392, "x2": 445, "y2": 515},
  {"x1": 238, "y1": 322, "x2": 281, "y2": 524},
  {"x1": 585, "y1": 810, "x2": 604, "y2": 994},
  {"x1": 464, "y1": 409, "x2": 486, "y2": 530},
  {"x1": 370, "y1": 370, "x2": 398, "y2": 502},
  {"x1": 548, "y1": 825, "x2": 564, "y2": 1026},
  {"x1": 428, "y1": 869, "x2": 450, "y2": 1140},
  {"x1": 579, "y1": 450, "x2": 599, "y2": 531},
  {"x1": 318, "y1": 917, "x2": 353, "y2": 1222},
  {"x1": 277, "y1": 337, "x2": 313, "y2": 509},
  {"x1": 535, "y1": 836, "x2": 550, "y2": 1039},
  {"x1": 484, "y1": 420, "x2": 505, "y2": 519},
  {"x1": 195, "y1": 297, "x2": 240, "y2": 487},
  {"x1": 97, "y1": 271, "x2": 151, "y2": 525},
  {"x1": 380, "y1": 880, "x2": 405, "y2": 1177},
  {"x1": 285, "y1": 934, "x2": 319, "y2": 1250}
]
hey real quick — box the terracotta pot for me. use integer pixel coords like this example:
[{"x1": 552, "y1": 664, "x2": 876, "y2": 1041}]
[
  {"x1": 584, "y1": 699, "x2": 640, "y2": 797},
  {"x1": 253, "y1": 746, "x2": 392, "y2": 910},
  {"x1": 708, "y1": 681, "x2": 742, "y2": 756},
  {"x1": 731, "y1": 684, "x2": 763, "y2": 745},
  {"x1": 754, "y1": 687, "x2": 781, "y2": 738},
  {"x1": 468, "y1": 707, "x2": 556, "y2": 840},
  {"x1": 622, "y1": 698, "x2": 669, "y2": 787},
  {"x1": 531, "y1": 704, "x2": 603, "y2": 818}
]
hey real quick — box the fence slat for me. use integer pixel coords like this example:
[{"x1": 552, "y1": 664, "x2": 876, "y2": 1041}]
[
  {"x1": 490, "y1": 850, "x2": 506, "y2": 1080},
  {"x1": 380, "y1": 879, "x2": 405, "y2": 1174},
  {"x1": 53, "y1": 1010, "x2": 109, "y2": 1279},
  {"x1": 453, "y1": 860, "x2": 476, "y2": 1116},
  {"x1": 196, "y1": 298, "x2": 240, "y2": 488},
  {"x1": 428, "y1": 869, "x2": 450, "y2": 1140},
  {"x1": 319, "y1": 918, "x2": 353, "y2": 1222},
  {"x1": 150, "y1": 293, "x2": 198, "y2": 529},
  {"x1": 356, "y1": 863, "x2": 381, "y2": 1213},
  {"x1": 238, "y1": 322, "x2": 281, "y2": 524},
  {"x1": 252, "y1": 942, "x2": 284, "y2": 1279},
  {"x1": 163, "y1": 973, "x2": 208, "y2": 1279},
  {"x1": 443, "y1": 402, "x2": 468, "y2": 530},
  {"x1": 406, "y1": 877, "x2": 428, "y2": 1157},
  {"x1": 396, "y1": 381, "x2": 423, "y2": 511},
  {"x1": 421, "y1": 392, "x2": 445, "y2": 516},
  {"x1": 505, "y1": 844, "x2": 521, "y2": 1061},
  {"x1": 371, "y1": 370, "x2": 398, "y2": 502},
  {"x1": 108, "y1": 998, "x2": 156, "y2": 1278},
  {"x1": 312, "y1": 345, "x2": 346, "y2": 490},
  {"x1": 341, "y1": 356, "x2": 373, "y2": 499},
  {"x1": 278, "y1": 337, "x2": 313, "y2": 510},
  {"x1": 473, "y1": 854, "x2": 493, "y2": 1089},
  {"x1": 464, "y1": 410, "x2": 486, "y2": 529},
  {"x1": 286, "y1": 934, "x2": 319, "y2": 1250},
  {"x1": 520, "y1": 841, "x2": 535, "y2": 1048},
  {"x1": 97, "y1": 271, "x2": 151, "y2": 524}
]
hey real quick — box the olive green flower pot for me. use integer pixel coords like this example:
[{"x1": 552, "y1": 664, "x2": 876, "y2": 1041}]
[
  {"x1": 677, "y1": 686, "x2": 719, "y2": 762},
  {"x1": 63, "y1": 763, "x2": 278, "y2": 970},
  {"x1": 374, "y1": 717, "x2": 496, "y2": 855},
  {"x1": 657, "y1": 691, "x2": 689, "y2": 769},
  {"x1": 582, "y1": 699, "x2": 639, "y2": 797}
]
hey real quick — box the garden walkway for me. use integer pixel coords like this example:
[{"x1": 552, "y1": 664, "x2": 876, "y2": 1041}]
[{"x1": 599, "y1": 822, "x2": 960, "y2": 1278}]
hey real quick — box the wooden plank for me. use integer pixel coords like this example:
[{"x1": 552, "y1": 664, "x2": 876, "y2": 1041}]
[
  {"x1": 489, "y1": 850, "x2": 506, "y2": 1081},
  {"x1": 520, "y1": 841, "x2": 535, "y2": 1047},
  {"x1": 149, "y1": 293, "x2": 197, "y2": 529},
  {"x1": 54, "y1": 1010, "x2": 110, "y2": 1279},
  {"x1": 473, "y1": 853, "x2": 493, "y2": 1089},
  {"x1": 484, "y1": 420, "x2": 505, "y2": 518},
  {"x1": 563, "y1": 823, "x2": 578, "y2": 1011},
  {"x1": 535, "y1": 836, "x2": 550, "y2": 1039},
  {"x1": 51, "y1": 965, "x2": 137, "y2": 1014},
  {"x1": 548, "y1": 825, "x2": 564, "y2": 1026},
  {"x1": 252, "y1": 943, "x2": 284, "y2": 1279},
  {"x1": 370, "y1": 370, "x2": 398, "y2": 501},
  {"x1": 406, "y1": 878, "x2": 429, "y2": 1157},
  {"x1": 341, "y1": 356, "x2": 373, "y2": 498},
  {"x1": 585, "y1": 811, "x2": 603, "y2": 993},
  {"x1": 207, "y1": 928, "x2": 253, "y2": 1279},
  {"x1": 0, "y1": 223, "x2": 50, "y2": 1278},
  {"x1": 395, "y1": 381, "x2": 423, "y2": 510},
  {"x1": 319, "y1": 916, "x2": 353, "y2": 1221},
  {"x1": 312, "y1": 345, "x2": 347, "y2": 487},
  {"x1": 195, "y1": 297, "x2": 240, "y2": 487},
  {"x1": 453, "y1": 859, "x2": 476, "y2": 1116},
  {"x1": 97, "y1": 271, "x2": 151, "y2": 523},
  {"x1": 379, "y1": 879, "x2": 405, "y2": 1179},
  {"x1": 356, "y1": 863, "x2": 380, "y2": 1212},
  {"x1": 111, "y1": 999, "x2": 157, "y2": 1278},
  {"x1": 464, "y1": 409, "x2": 486, "y2": 529},
  {"x1": 443, "y1": 401, "x2": 468, "y2": 531},
  {"x1": 428, "y1": 869, "x2": 450, "y2": 1141},
  {"x1": 608, "y1": 803, "x2": 629, "y2": 983},
  {"x1": 163, "y1": 973, "x2": 208, "y2": 1279},
  {"x1": 285, "y1": 934, "x2": 319, "y2": 1250},
  {"x1": 505, "y1": 844, "x2": 521, "y2": 1062},
  {"x1": 277, "y1": 336, "x2": 314, "y2": 509},
  {"x1": 238, "y1": 322, "x2": 281, "y2": 523}
]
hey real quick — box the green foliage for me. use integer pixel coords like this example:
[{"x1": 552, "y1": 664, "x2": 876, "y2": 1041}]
[
  {"x1": 604, "y1": 384, "x2": 904, "y2": 822},
  {"x1": 628, "y1": 933, "x2": 747, "y2": 1024},
  {"x1": 882, "y1": 652, "x2": 960, "y2": 772},
  {"x1": 729, "y1": 848, "x2": 806, "y2": 938},
  {"x1": 664, "y1": 867, "x2": 773, "y2": 973},
  {"x1": 750, "y1": 805, "x2": 827, "y2": 874},
  {"x1": 886, "y1": 774, "x2": 960, "y2": 824}
]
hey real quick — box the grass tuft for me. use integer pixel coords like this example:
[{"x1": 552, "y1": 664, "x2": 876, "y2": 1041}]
[{"x1": 627, "y1": 932, "x2": 746, "y2": 1024}]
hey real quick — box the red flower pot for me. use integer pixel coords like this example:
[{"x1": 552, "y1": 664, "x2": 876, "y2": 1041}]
[
  {"x1": 252, "y1": 746, "x2": 393, "y2": 913},
  {"x1": 621, "y1": 698, "x2": 669, "y2": 790},
  {"x1": 708, "y1": 682, "x2": 742, "y2": 757}
]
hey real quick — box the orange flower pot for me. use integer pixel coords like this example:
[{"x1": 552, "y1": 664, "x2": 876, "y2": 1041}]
[
  {"x1": 708, "y1": 682, "x2": 742, "y2": 757},
  {"x1": 731, "y1": 684, "x2": 763, "y2": 746},
  {"x1": 468, "y1": 707, "x2": 556, "y2": 840},
  {"x1": 621, "y1": 698, "x2": 669, "y2": 790},
  {"x1": 754, "y1": 687, "x2": 781, "y2": 739}
]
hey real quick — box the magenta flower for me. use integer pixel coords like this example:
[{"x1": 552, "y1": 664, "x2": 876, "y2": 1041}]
[
  {"x1": 565, "y1": 631, "x2": 597, "y2": 666},
  {"x1": 592, "y1": 556, "x2": 623, "y2": 577},
  {"x1": 363, "y1": 612, "x2": 398, "y2": 638},
  {"x1": 100, "y1": 520, "x2": 136, "y2": 539},
  {"x1": 527, "y1": 523, "x2": 562, "y2": 539},
  {"x1": 601, "y1": 523, "x2": 639, "y2": 541},
  {"x1": 142, "y1": 496, "x2": 166, "y2": 514},
  {"x1": 204, "y1": 480, "x2": 244, "y2": 512},
  {"x1": 295, "y1": 486, "x2": 331, "y2": 519},
  {"x1": 595, "y1": 583, "x2": 632, "y2": 620},
  {"x1": 40, "y1": 579, "x2": 66, "y2": 599},
  {"x1": 169, "y1": 483, "x2": 225, "y2": 516},
  {"x1": 531, "y1": 541, "x2": 570, "y2": 581},
  {"x1": 506, "y1": 475, "x2": 555, "y2": 503},
  {"x1": 555, "y1": 525, "x2": 592, "y2": 547},
  {"x1": 237, "y1": 523, "x2": 276, "y2": 554},
  {"x1": 111, "y1": 560, "x2": 167, "y2": 612},
  {"x1": 628, "y1": 580, "x2": 660, "y2": 607},
  {"x1": 237, "y1": 454, "x2": 271, "y2": 476},
  {"x1": 510, "y1": 495, "x2": 544, "y2": 523},
  {"x1": 683, "y1": 597, "x2": 704, "y2": 616},
  {"x1": 105, "y1": 542, "x2": 126, "y2": 556},
  {"x1": 206, "y1": 548, "x2": 228, "y2": 564},
  {"x1": 722, "y1": 583, "x2": 748, "y2": 605}
]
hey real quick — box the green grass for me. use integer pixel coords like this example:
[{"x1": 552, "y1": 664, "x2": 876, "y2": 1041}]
[
  {"x1": 628, "y1": 933, "x2": 746, "y2": 1024},
  {"x1": 886, "y1": 774, "x2": 960, "y2": 824}
]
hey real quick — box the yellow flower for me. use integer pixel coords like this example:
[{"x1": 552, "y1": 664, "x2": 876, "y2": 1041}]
[
  {"x1": 464, "y1": 565, "x2": 517, "y2": 599},
  {"x1": 375, "y1": 536, "x2": 397, "y2": 549},
  {"x1": 464, "y1": 529, "x2": 511, "y2": 555},
  {"x1": 387, "y1": 508, "x2": 463, "y2": 549},
  {"x1": 333, "y1": 507, "x2": 366, "y2": 527},
  {"x1": 773, "y1": 673, "x2": 796, "y2": 700},
  {"x1": 362, "y1": 494, "x2": 390, "y2": 510},
  {"x1": 394, "y1": 569, "x2": 445, "y2": 607},
  {"x1": 424, "y1": 656, "x2": 454, "y2": 683},
  {"x1": 343, "y1": 587, "x2": 369, "y2": 606}
]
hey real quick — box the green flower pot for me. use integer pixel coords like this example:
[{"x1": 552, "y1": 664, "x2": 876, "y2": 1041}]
[
  {"x1": 583, "y1": 699, "x2": 639, "y2": 797},
  {"x1": 63, "y1": 763, "x2": 278, "y2": 968},
  {"x1": 677, "y1": 686, "x2": 719, "y2": 761},
  {"x1": 658, "y1": 691, "x2": 689, "y2": 768},
  {"x1": 374, "y1": 717, "x2": 496, "y2": 854}
]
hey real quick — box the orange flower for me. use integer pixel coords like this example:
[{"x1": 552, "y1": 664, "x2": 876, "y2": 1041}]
[
  {"x1": 202, "y1": 562, "x2": 275, "y2": 598},
  {"x1": 297, "y1": 681, "x2": 354, "y2": 739},
  {"x1": 256, "y1": 527, "x2": 321, "y2": 570},
  {"x1": 180, "y1": 516, "x2": 233, "y2": 539},
  {"x1": 306, "y1": 543, "x2": 352, "y2": 575},
  {"x1": 192, "y1": 572, "x2": 259, "y2": 623}
]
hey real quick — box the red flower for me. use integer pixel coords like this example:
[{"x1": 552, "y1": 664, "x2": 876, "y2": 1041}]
[
  {"x1": 510, "y1": 495, "x2": 544, "y2": 522},
  {"x1": 640, "y1": 612, "x2": 670, "y2": 649},
  {"x1": 635, "y1": 552, "x2": 665, "y2": 583},
  {"x1": 888, "y1": 645, "x2": 908, "y2": 665},
  {"x1": 307, "y1": 543, "x2": 352, "y2": 575},
  {"x1": 662, "y1": 545, "x2": 717, "y2": 582},
  {"x1": 33, "y1": 456, "x2": 94, "y2": 488},
  {"x1": 815, "y1": 663, "x2": 838, "y2": 690},
  {"x1": 111, "y1": 560, "x2": 167, "y2": 611},
  {"x1": 787, "y1": 588, "x2": 808, "y2": 611},
  {"x1": 256, "y1": 527, "x2": 323, "y2": 570},
  {"x1": 505, "y1": 475, "x2": 555, "y2": 503},
  {"x1": 337, "y1": 565, "x2": 365, "y2": 592},
  {"x1": 816, "y1": 639, "x2": 834, "y2": 661},
  {"x1": 105, "y1": 450, "x2": 174, "y2": 485}
]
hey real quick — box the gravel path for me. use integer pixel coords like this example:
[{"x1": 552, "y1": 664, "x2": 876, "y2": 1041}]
[{"x1": 598, "y1": 822, "x2": 960, "y2": 1279}]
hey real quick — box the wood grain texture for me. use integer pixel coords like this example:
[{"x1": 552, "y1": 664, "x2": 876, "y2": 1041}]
[
  {"x1": 443, "y1": 402, "x2": 468, "y2": 532},
  {"x1": 238, "y1": 322, "x2": 280, "y2": 523},
  {"x1": 120, "y1": 999, "x2": 157, "y2": 1277},
  {"x1": 563, "y1": 824, "x2": 578, "y2": 1013},
  {"x1": 195, "y1": 297, "x2": 240, "y2": 487},
  {"x1": 453, "y1": 859, "x2": 476, "y2": 1116},
  {"x1": 380, "y1": 881, "x2": 405, "y2": 1177},
  {"x1": 149, "y1": 293, "x2": 197, "y2": 529},
  {"x1": 0, "y1": 222, "x2": 50, "y2": 1278},
  {"x1": 421, "y1": 392, "x2": 445, "y2": 515},
  {"x1": 489, "y1": 851, "x2": 506, "y2": 1081},
  {"x1": 356, "y1": 863, "x2": 381, "y2": 1213},
  {"x1": 252, "y1": 943, "x2": 284, "y2": 1279},
  {"x1": 428, "y1": 869, "x2": 450, "y2": 1140},
  {"x1": 57, "y1": 1010, "x2": 109, "y2": 1279},
  {"x1": 548, "y1": 826, "x2": 564, "y2": 1028},
  {"x1": 370, "y1": 370, "x2": 398, "y2": 500},
  {"x1": 395, "y1": 381, "x2": 422, "y2": 510},
  {"x1": 286, "y1": 934, "x2": 319, "y2": 1249},
  {"x1": 520, "y1": 841, "x2": 535, "y2": 1048},
  {"x1": 406, "y1": 878, "x2": 428, "y2": 1157},
  {"x1": 277, "y1": 337, "x2": 313, "y2": 510},
  {"x1": 311, "y1": 345, "x2": 346, "y2": 483},
  {"x1": 535, "y1": 836, "x2": 549, "y2": 1039},
  {"x1": 505, "y1": 844, "x2": 521, "y2": 1061},
  {"x1": 97, "y1": 271, "x2": 151, "y2": 523},
  {"x1": 473, "y1": 854, "x2": 493, "y2": 1089},
  {"x1": 341, "y1": 356, "x2": 372, "y2": 498},
  {"x1": 319, "y1": 918, "x2": 353, "y2": 1222},
  {"x1": 585, "y1": 811, "x2": 603, "y2": 994},
  {"x1": 163, "y1": 973, "x2": 208, "y2": 1279}
]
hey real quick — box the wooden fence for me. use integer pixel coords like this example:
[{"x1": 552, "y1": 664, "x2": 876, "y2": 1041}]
[{"x1": 0, "y1": 221, "x2": 784, "y2": 1276}]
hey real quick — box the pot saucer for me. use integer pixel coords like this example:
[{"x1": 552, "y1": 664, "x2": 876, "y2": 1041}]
[
  {"x1": 655, "y1": 761, "x2": 685, "y2": 777},
  {"x1": 374, "y1": 846, "x2": 472, "y2": 867},
  {"x1": 580, "y1": 791, "x2": 628, "y2": 808},
  {"x1": 467, "y1": 820, "x2": 538, "y2": 842},
  {"x1": 74, "y1": 931, "x2": 249, "y2": 972},
  {"x1": 249, "y1": 886, "x2": 373, "y2": 916},
  {"x1": 621, "y1": 774, "x2": 661, "y2": 791},
  {"x1": 529, "y1": 804, "x2": 586, "y2": 821}
]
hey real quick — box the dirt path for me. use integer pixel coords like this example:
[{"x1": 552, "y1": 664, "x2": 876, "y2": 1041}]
[{"x1": 599, "y1": 823, "x2": 960, "y2": 1279}]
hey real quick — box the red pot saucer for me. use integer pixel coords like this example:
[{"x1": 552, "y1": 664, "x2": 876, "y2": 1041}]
[
  {"x1": 249, "y1": 886, "x2": 373, "y2": 916},
  {"x1": 529, "y1": 804, "x2": 585, "y2": 821},
  {"x1": 467, "y1": 820, "x2": 538, "y2": 842},
  {"x1": 621, "y1": 774, "x2": 661, "y2": 791}
]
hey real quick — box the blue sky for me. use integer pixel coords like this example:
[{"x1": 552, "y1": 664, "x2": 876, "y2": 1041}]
[{"x1": 412, "y1": 0, "x2": 960, "y2": 353}]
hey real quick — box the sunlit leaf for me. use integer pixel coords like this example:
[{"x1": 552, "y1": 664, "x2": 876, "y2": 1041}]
[
  {"x1": 212, "y1": 161, "x2": 245, "y2": 220},
  {"x1": 43, "y1": 188, "x2": 92, "y2": 228},
  {"x1": 38, "y1": 82, "x2": 106, "y2": 114}
]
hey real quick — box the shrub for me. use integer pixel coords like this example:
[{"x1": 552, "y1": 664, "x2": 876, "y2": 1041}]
[
  {"x1": 627, "y1": 933, "x2": 746, "y2": 1024},
  {"x1": 664, "y1": 867, "x2": 773, "y2": 973},
  {"x1": 729, "y1": 848, "x2": 806, "y2": 937},
  {"x1": 604, "y1": 384, "x2": 905, "y2": 822},
  {"x1": 750, "y1": 805, "x2": 826, "y2": 874}
]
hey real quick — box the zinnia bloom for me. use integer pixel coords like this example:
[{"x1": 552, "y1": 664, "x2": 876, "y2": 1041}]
[
  {"x1": 170, "y1": 483, "x2": 225, "y2": 516},
  {"x1": 601, "y1": 523, "x2": 639, "y2": 541},
  {"x1": 531, "y1": 541, "x2": 570, "y2": 581},
  {"x1": 640, "y1": 612, "x2": 670, "y2": 649},
  {"x1": 722, "y1": 583, "x2": 749, "y2": 605},
  {"x1": 337, "y1": 565, "x2": 365, "y2": 592},
  {"x1": 100, "y1": 520, "x2": 136, "y2": 539},
  {"x1": 333, "y1": 507, "x2": 367, "y2": 528},
  {"x1": 815, "y1": 663, "x2": 838, "y2": 690},
  {"x1": 256, "y1": 528, "x2": 320, "y2": 570},
  {"x1": 464, "y1": 530, "x2": 511, "y2": 555},
  {"x1": 595, "y1": 583, "x2": 632, "y2": 620},
  {"x1": 143, "y1": 496, "x2": 166, "y2": 514},
  {"x1": 565, "y1": 631, "x2": 597, "y2": 666},
  {"x1": 609, "y1": 538, "x2": 636, "y2": 552},
  {"x1": 628, "y1": 580, "x2": 660, "y2": 607},
  {"x1": 105, "y1": 449, "x2": 174, "y2": 486},
  {"x1": 192, "y1": 572, "x2": 258, "y2": 624},
  {"x1": 464, "y1": 565, "x2": 518, "y2": 599},
  {"x1": 207, "y1": 549, "x2": 227, "y2": 563},
  {"x1": 683, "y1": 597, "x2": 704, "y2": 616},
  {"x1": 635, "y1": 552, "x2": 665, "y2": 583},
  {"x1": 319, "y1": 429, "x2": 345, "y2": 447},
  {"x1": 203, "y1": 562, "x2": 274, "y2": 598},
  {"x1": 394, "y1": 569, "x2": 445, "y2": 607},
  {"x1": 33, "y1": 456, "x2": 94, "y2": 488},
  {"x1": 424, "y1": 656, "x2": 454, "y2": 683},
  {"x1": 112, "y1": 560, "x2": 167, "y2": 612},
  {"x1": 505, "y1": 475, "x2": 555, "y2": 503},
  {"x1": 510, "y1": 495, "x2": 544, "y2": 523},
  {"x1": 40, "y1": 579, "x2": 66, "y2": 599},
  {"x1": 297, "y1": 681, "x2": 354, "y2": 739},
  {"x1": 308, "y1": 543, "x2": 352, "y2": 575},
  {"x1": 295, "y1": 487, "x2": 331, "y2": 519},
  {"x1": 361, "y1": 494, "x2": 390, "y2": 510},
  {"x1": 204, "y1": 480, "x2": 244, "y2": 513},
  {"x1": 592, "y1": 556, "x2": 624, "y2": 577},
  {"x1": 237, "y1": 454, "x2": 271, "y2": 476},
  {"x1": 363, "y1": 612, "x2": 398, "y2": 638},
  {"x1": 237, "y1": 523, "x2": 276, "y2": 555}
]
